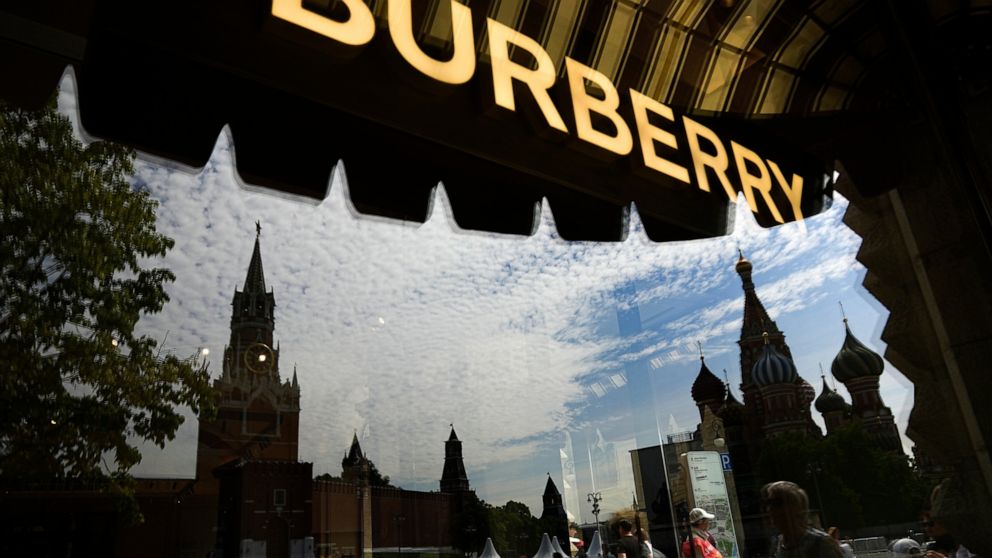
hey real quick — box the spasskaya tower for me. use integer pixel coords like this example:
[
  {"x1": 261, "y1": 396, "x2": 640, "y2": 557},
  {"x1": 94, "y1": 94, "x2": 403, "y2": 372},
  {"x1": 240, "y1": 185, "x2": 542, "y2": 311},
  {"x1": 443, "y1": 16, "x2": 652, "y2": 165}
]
[{"x1": 195, "y1": 223, "x2": 301, "y2": 493}]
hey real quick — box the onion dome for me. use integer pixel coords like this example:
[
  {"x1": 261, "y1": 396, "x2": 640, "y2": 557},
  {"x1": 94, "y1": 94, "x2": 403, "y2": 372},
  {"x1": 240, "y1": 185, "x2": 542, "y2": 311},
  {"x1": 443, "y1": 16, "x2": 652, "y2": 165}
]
[
  {"x1": 691, "y1": 356, "x2": 726, "y2": 402},
  {"x1": 718, "y1": 385, "x2": 745, "y2": 425},
  {"x1": 831, "y1": 319, "x2": 884, "y2": 383},
  {"x1": 814, "y1": 376, "x2": 847, "y2": 413},
  {"x1": 753, "y1": 333, "x2": 798, "y2": 386},
  {"x1": 798, "y1": 377, "x2": 816, "y2": 406},
  {"x1": 735, "y1": 249, "x2": 752, "y2": 274}
]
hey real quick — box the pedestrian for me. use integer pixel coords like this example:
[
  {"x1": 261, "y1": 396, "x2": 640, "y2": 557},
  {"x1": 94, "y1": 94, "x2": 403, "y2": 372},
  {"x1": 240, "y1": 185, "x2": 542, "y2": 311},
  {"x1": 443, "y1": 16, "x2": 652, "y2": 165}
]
[
  {"x1": 680, "y1": 508, "x2": 723, "y2": 558},
  {"x1": 618, "y1": 519, "x2": 642, "y2": 558},
  {"x1": 761, "y1": 481, "x2": 842, "y2": 558}
]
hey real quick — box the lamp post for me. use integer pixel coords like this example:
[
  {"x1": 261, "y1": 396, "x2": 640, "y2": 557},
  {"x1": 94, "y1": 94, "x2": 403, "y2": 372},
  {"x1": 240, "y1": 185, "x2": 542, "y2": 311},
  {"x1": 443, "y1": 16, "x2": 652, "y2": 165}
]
[{"x1": 587, "y1": 492, "x2": 603, "y2": 547}]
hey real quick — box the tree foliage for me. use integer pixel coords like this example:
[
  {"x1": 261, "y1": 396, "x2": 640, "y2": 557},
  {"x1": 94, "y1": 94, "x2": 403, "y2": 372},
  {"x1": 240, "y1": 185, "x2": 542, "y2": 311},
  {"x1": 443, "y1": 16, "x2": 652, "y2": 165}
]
[
  {"x1": 451, "y1": 491, "x2": 491, "y2": 554},
  {"x1": 485, "y1": 500, "x2": 544, "y2": 558},
  {"x1": 366, "y1": 459, "x2": 392, "y2": 487},
  {"x1": 757, "y1": 423, "x2": 928, "y2": 530},
  {"x1": 0, "y1": 96, "x2": 215, "y2": 513}
]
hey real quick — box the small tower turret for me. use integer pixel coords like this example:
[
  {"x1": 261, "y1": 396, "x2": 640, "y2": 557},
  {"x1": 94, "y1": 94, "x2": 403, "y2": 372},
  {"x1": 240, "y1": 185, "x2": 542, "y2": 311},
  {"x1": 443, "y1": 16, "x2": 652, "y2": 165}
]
[{"x1": 440, "y1": 425, "x2": 470, "y2": 493}]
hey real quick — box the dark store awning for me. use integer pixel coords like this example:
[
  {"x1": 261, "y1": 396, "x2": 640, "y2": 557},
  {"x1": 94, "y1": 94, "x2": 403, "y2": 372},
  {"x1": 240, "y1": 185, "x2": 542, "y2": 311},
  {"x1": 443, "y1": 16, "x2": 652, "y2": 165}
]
[{"x1": 2, "y1": 0, "x2": 989, "y2": 240}]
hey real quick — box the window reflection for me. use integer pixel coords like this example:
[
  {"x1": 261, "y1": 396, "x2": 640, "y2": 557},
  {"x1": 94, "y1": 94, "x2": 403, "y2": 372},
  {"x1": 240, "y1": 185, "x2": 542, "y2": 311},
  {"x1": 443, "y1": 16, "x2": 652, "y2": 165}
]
[{"x1": 2, "y1": 6, "x2": 941, "y2": 553}]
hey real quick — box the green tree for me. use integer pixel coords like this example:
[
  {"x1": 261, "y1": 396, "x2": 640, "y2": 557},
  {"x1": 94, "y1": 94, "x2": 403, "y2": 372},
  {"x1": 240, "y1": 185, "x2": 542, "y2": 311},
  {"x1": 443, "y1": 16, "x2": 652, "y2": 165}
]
[
  {"x1": 367, "y1": 459, "x2": 392, "y2": 487},
  {"x1": 486, "y1": 500, "x2": 542, "y2": 558},
  {"x1": 0, "y1": 96, "x2": 215, "y2": 519},
  {"x1": 451, "y1": 491, "x2": 491, "y2": 554},
  {"x1": 757, "y1": 423, "x2": 928, "y2": 530}
]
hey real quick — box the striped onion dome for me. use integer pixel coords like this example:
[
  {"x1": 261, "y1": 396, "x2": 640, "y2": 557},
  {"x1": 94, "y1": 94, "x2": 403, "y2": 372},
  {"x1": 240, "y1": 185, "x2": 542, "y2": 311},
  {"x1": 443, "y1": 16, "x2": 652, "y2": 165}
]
[
  {"x1": 831, "y1": 320, "x2": 884, "y2": 383},
  {"x1": 814, "y1": 376, "x2": 847, "y2": 413},
  {"x1": 691, "y1": 357, "x2": 726, "y2": 403},
  {"x1": 753, "y1": 333, "x2": 798, "y2": 387}
]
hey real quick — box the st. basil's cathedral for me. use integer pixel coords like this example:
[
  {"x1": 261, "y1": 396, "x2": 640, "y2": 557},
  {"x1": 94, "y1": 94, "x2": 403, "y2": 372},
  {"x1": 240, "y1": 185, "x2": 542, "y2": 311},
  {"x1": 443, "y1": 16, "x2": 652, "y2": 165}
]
[
  {"x1": 690, "y1": 252, "x2": 901, "y2": 448},
  {"x1": 683, "y1": 252, "x2": 903, "y2": 552}
]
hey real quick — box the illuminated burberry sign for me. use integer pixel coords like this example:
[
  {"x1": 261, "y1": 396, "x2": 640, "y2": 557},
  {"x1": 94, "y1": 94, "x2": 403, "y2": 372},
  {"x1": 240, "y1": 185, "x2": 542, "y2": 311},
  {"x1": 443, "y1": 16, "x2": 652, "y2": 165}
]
[{"x1": 273, "y1": 0, "x2": 814, "y2": 224}]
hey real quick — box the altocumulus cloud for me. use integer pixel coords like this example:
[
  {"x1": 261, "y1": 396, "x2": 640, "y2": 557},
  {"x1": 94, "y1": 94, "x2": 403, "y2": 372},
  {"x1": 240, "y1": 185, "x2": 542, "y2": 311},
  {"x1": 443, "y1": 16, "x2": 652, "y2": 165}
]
[{"x1": 55, "y1": 73, "x2": 905, "y2": 502}]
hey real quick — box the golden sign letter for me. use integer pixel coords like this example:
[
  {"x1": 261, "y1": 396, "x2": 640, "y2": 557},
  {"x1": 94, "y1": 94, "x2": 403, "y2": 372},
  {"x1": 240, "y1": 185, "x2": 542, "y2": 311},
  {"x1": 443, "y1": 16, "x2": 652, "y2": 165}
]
[
  {"x1": 487, "y1": 18, "x2": 568, "y2": 133},
  {"x1": 683, "y1": 116, "x2": 737, "y2": 202},
  {"x1": 389, "y1": 0, "x2": 476, "y2": 84},
  {"x1": 564, "y1": 58, "x2": 632, "y2": 155},
  {"x1": 271, "y1": 0, "x2": 375, "y2": 46},
  {"x1": 731, "y1": 141, "x2": 784, "y2": 223},
  {"x1": 629, "y1": 90, "x2": 690, "y2": 184}
]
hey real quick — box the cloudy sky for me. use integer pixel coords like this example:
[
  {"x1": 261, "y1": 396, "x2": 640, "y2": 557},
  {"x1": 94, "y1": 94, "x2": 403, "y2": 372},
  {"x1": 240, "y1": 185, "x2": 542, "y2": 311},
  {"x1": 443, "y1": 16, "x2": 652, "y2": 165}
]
[{"x1": 58, "y1": 73, "x2": 913, "y2": 520}]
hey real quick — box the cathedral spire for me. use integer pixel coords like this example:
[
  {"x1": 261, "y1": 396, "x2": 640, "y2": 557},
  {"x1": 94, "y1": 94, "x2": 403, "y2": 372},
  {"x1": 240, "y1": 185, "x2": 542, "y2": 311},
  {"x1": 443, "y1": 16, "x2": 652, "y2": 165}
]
[
  {"x1": 736, "y1": 252, "x2": 780, "y2": 339},
  {"x1": 736, "y1": 254, "x2": 793, "y2": 395}
]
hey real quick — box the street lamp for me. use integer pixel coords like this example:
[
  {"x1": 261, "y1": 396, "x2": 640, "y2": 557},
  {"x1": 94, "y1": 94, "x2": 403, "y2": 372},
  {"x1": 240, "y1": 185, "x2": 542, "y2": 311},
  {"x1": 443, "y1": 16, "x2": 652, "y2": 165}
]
[{"x1": 587, "y1": 492, "x2": 603, "y2": 547}]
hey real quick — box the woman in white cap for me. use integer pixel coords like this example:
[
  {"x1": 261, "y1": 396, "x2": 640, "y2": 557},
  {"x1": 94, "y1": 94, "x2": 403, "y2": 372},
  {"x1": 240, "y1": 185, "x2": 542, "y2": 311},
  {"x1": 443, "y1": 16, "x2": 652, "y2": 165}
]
[{"x1": 681, "y1": 507, "x2": 723, "y2": 558}]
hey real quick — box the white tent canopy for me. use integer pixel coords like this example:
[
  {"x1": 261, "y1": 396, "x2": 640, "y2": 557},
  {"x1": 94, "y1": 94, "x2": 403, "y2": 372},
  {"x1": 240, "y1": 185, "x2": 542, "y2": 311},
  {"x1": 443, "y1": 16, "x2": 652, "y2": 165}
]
[
  {"x1": 480, "y1": 538, "x2": 501, "y2": 558},
  {"x1": 533, "y1": 534, "x2": 556, "y2": 558},
  {"x1": 586, "y1": 530, "x2": 604, "y2": 558}
]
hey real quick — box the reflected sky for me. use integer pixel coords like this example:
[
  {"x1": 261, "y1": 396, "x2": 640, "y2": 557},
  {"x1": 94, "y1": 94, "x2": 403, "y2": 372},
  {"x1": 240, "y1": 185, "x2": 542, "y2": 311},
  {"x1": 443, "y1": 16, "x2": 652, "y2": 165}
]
[{"x1": 56, "y1": 72, "x2": 912, "y2": 521}]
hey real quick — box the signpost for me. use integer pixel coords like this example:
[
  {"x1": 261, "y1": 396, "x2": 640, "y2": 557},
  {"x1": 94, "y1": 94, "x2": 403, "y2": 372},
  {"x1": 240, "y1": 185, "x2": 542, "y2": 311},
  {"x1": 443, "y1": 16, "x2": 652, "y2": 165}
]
[{"x1": 685, "y1": 452, "x2": 740, "y2": 558}]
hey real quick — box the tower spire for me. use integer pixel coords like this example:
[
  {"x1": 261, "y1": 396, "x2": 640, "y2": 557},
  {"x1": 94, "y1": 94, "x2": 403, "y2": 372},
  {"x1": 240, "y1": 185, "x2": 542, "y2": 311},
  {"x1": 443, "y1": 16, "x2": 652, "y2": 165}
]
[
  {"x1": 441, "y1": 424, "x2": 470, "y2": 493},
  {"x1": 228, "y1": 225, "x2": 277, "y2": 365},
  {"x1": 736, "y1": 254, "x2": 779, "y2": 339},
  {"x1": 734, "y1": 252, "x2": 792, "y2": 396},
  {"x1": 244, "y1": 230, "x2": 267, "y2": 296}
]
